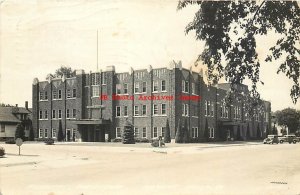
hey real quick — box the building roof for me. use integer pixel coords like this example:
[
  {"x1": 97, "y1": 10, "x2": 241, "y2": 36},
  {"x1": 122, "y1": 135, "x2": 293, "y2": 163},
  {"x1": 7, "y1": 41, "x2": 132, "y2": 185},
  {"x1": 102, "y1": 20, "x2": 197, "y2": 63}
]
[{"x1": 0, "y1": 107, "x2": 21, "y2": 123}]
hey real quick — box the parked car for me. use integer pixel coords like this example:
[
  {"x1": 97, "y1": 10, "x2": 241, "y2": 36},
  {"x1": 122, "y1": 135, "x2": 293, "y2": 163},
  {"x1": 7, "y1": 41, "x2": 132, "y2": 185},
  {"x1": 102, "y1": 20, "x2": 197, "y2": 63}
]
[
  {"x1": 278, "y1": 134, "x2": 298, "y2": 144},
  {"x1": 263, "y1": 135, "x2": 279, "y2": 144}
]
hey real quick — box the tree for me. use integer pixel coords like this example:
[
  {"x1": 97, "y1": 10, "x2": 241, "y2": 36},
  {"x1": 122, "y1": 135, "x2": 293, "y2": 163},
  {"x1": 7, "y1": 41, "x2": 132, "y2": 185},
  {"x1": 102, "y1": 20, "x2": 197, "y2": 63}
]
[
  {"x1": 164, "y1": 119, "x2": 171, "y2": 143},
  {"x1": 57, "y1": 120, "x2": 64, "y2": 141},
  {"x1": 246, "y1": 123, "x2": 251, "y2": 140},
  {"x1": 183, "y1": 118, "x2": 190, "y2": 143},
  {"x1": 28, "y1": 120, "x2": 35, "y2": 141},
  {"x1": 236, "y1": 125, "x2": 242, "y2": 141},
  {"x1": 272, "y1": 124, "x2": 278, "y2": 135},
  {"x1": 203, "y1": 118, "x2": 209, "y2": 141},
  {"x1": 175, "y1": 119, "x2": 183, "y2": 143},
  {"x1": 275, "y1": 108, "x2": 300, "y2": 133},
  {"x1": 123, "y1": 120, "x2": 135, "y2": 144},
  {"x1": 178, "y1": 1, "x2": 300, "y2": 104},
  {"x1": 257, "y1": 125, "x2": 261, "y2": 139},
  {"x1": 15, "y1": 123, "x2": 25, "y2": 140},
  {"x1": 46, "y1": 66, "x2": 75, "y2": 80}
]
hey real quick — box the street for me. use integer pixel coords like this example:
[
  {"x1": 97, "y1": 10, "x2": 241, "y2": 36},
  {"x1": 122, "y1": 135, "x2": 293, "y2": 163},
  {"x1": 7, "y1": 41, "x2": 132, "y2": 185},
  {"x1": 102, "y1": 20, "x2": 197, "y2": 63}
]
[{"x1": 0, "y1": 142, "x2": 299, "y2": 195}]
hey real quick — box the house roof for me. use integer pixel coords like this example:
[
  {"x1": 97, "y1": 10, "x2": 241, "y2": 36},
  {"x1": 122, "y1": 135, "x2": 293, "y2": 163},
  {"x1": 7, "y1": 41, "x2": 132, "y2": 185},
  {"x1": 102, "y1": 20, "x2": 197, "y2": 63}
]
[{"x1": 0, "y1": 107, "x2": 22, "y2": 123}]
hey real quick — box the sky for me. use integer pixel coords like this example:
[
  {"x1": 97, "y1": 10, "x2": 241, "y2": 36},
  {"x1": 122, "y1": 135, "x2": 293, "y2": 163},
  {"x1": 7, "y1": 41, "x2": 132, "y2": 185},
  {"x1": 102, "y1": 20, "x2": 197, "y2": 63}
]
[{"x1": 0, "y1": 0, "x2": 299, "y2": 111}]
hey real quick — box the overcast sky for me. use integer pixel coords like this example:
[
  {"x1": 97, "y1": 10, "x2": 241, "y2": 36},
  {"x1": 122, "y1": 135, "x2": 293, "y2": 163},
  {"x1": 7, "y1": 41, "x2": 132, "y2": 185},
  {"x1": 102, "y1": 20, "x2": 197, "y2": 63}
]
[{"x1": 0, "y1": 0, "x2": 299, "y2": 111}]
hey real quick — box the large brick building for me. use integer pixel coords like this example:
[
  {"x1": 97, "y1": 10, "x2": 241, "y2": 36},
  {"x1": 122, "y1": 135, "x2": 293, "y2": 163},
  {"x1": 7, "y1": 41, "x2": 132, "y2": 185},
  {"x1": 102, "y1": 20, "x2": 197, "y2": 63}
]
[{"x1": 32, "y1": 61, "x2": 271, "y2": 142}]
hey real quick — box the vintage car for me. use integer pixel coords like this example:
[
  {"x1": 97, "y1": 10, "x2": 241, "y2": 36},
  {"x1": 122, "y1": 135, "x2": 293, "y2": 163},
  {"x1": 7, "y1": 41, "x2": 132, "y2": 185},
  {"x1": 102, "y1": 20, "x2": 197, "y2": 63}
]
[
  {"x1": 278, "y1": 134, "x2": 298, "y2": 144},
  {"x1": 263, "y1": 135, "x2": 279, "y2": 144}
]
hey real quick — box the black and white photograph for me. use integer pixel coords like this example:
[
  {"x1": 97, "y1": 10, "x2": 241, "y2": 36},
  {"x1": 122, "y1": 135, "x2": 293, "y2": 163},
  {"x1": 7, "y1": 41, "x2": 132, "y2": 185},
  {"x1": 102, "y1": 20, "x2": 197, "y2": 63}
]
[{"x1": 0, "y1": 0, "x2": 300, "y2": 194}]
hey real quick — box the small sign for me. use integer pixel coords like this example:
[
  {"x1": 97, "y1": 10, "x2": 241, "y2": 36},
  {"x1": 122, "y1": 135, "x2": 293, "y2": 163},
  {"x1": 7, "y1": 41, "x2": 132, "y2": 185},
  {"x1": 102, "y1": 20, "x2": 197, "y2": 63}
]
[
  {"x1": 15, "y1": 138, "x2": 23, "y2": 155},
  {"x1": 16, "y1": 138, "x2": 23, "y2": 146}
]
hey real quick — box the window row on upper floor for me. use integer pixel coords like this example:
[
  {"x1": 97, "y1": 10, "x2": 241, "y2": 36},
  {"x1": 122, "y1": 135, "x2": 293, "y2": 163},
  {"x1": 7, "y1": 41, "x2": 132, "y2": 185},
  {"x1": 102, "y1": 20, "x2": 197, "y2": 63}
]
[{"x1": 39, "y1": 88, "x2": 77, "y2": 101}]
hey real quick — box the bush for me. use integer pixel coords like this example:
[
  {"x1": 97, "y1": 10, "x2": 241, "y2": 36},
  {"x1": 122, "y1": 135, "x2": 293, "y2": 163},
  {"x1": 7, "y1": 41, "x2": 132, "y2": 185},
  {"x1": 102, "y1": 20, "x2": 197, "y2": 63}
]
[
  {"x1": 135, "y1": 137, "x2": 150, "y2": 143},
  {"x1": 0, "y1": 147, "x2": 5, "y2": 157},
  {"x1": 111, "y1": 138, "x2": 122, "y2": 142},
  {"x1": 5, "y1": 138, "x2": 16, "y2": 144},
  {"x1": 44, "y1": 138, "x2": 54, "y2": 145}
]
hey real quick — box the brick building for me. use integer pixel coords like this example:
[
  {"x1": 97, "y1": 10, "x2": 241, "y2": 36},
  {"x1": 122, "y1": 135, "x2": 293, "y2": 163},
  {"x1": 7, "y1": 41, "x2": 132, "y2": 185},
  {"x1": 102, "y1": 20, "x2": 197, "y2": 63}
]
[{"x1": 32, "y1": 61, "x2": 271, "y2": 142}]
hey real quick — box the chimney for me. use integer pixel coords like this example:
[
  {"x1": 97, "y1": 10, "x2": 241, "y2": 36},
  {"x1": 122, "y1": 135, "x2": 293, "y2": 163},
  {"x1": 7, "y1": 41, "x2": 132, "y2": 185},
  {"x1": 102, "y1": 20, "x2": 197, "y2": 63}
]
[
  {"x1": 15, "y1": 104, "x2": 18, "y2": 107},
  {"x1": 25, "y1": 101, "x2": 28, "y2": 110}
]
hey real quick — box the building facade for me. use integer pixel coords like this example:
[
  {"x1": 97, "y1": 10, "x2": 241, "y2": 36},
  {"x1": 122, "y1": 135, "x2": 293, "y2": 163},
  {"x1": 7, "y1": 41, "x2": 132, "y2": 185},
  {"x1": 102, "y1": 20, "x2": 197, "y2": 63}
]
[
  {"x1": 32, "y1": 62, "x2": 272, "y2": 142},
  {"x1": 0, "y1": 102, "x2": 32, "y2": 141}
]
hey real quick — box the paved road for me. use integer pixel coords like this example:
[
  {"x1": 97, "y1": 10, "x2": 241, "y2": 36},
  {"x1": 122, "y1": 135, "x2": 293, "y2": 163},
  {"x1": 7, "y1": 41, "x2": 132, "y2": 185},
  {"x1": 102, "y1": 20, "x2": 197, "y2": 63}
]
[{"x1": 0, "y1": 142, "x2": 299, "y2": 195}]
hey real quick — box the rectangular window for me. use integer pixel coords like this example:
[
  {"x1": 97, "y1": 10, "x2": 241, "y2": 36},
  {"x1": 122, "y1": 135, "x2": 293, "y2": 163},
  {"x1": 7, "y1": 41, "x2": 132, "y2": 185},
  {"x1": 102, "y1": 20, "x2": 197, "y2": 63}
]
[
  {"x1": 124, "y1": 106, "x2": 128, "y2": 116},
  {"x1": 134, "y1": 127, "x2": 139, "y2": 137},
  {"x1": 205, "y1": 101, "x2": 208, "y2": 116},
  {"x1": 39, "y1": 129, "x2": 43, "y2": 138},
  {"x1": 134, "y1": 82, "x2": 139, "y2": 93},
  {"x1": 142, "y1": 127, "x2": 147, "y2": 138},
  {"x1": 39, "y1": 92, "x2": 43, "y2": 100},
  {"x1": 123, "y1": 83, "x2": 128, "y2": 94},
  {"x1": 142, "y1": 82, "x2": 147, "y2": 93},
  {"x1": 116, "y1": 84, "x2": 121, "y2": 94},
  {"x1": 153, "y1": 127, "x2": 158, "y2": 138},
  {"x1": 161, "y1": 80, "x2": 166, "y2": 91},
  {"x1": 72, "y1": 88, "x2": 76, "y2": 98},
  {"x1": 161, "y1": 127, "x2": 166, "y2": 137},
  {"x1": 44, "y1": 129, "x2": 48, "y2": 138},
  {"x1": 153, "y1": 104, "x2": 158, "y2": 115},
  {"x1": 183, "y1": 104, "x2": 189, "y2": 116},
  {"x1": 52, "y1": 90, "x2": 57, "y2": 99},
  {"x1": 1, "y1": 124, "x2": 5, "y2": 132},
  {"x1": 142, "y1": 105, "x2": 147, "y2": 116},
  {"x1": 58, "y1": 90, "x2": 62, "y2": 99},
  {"x1": 182, "y1": 104, "x2": 185, "y2": 116},
  {"x1": 44, "y1": 91, "x2": 48, "y2": 100},
  {"x1": 210, "y1": 102, "x2": 214, "y2": 117},
  {"x1": 73, "y1": 109, "x2": 76, "y2": 118},
  {"x1": 45, "y1": 110, "x2": 48, "y2": 119},
  {"x1": 116, "y1": 127, "x2": 121, "y2": 138},
  {"x1": 58, "y1": 110, "x2": 62, "y2": 119},
  {"x1": 116, "y1": 106, "x2": 121, "y2": 117},
  {"x1": 161, "y1": 104, "x2": 166, "y2": 115},
  {"x1": 52, "y1": 110, "x2": 56, "y2": 119},
  {"x1": 52, "y1": 129, "x2": 56, "y2": 138},
  {"x1": 92, "y1": 86, "x2": 99, "y2": 97},
  {"x1": 66, "y1": 109, "x2": 70, "y2": 118},
  {"x1": 153, "y1": 81, "x2": 158, "y2": 92},
  {"x1": 102, "y1": 74, "x2": 106, "y2": 85},
  {"x1": 67, "y1": 89, "x2": 71, "y2": 98},
  {"x1": 184, "y1": 81, "x2": 189, "y2": 93},
  {"x1": 134, "y1": 105, "x2": 139, "y2": 116},
  {"x1": 192, "y1": 83, "x2": 195, "y2": 94},
  {"x1": 39, "y1": 110, "x2": 43, "y2": 119},
  {"x1": 192, "y1": 127, "x2": 198, "y2": 138}
]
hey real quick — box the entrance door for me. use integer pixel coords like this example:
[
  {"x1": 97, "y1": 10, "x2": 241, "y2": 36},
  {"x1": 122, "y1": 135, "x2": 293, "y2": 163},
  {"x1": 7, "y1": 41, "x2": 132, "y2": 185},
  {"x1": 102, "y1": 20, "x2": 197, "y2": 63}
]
[{"x1": 66, "y1": 129, "x2": 71, "y2": 141}]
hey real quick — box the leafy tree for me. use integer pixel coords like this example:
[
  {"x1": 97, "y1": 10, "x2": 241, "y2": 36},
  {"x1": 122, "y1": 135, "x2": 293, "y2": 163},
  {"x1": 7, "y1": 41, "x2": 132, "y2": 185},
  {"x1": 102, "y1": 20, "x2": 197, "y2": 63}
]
[
  {"x1": 178, "y1": 1, "x2": 300, "y2": 104},
  {"x1": 275, "y1": 108, "x2": 300, "y2": 133},
  {"x1": 246, "y1": 123, "x2": 251, "y2": 140},
  {"x1": 46, "y1": 66, "x2": 75, "y2": 80},
  {"x1": 15, "y1": 123, "x2": 25, "y2": 140},
  {"x1": 175, "y1": 119, "x2": 183, "y2": 143},
  {"x1": 28, "y1": 120, "x2": 35, "y2": 141},
  {"x1": 164, "y1": 119, "x2": 171, "y2": 143},
  {"x1": 0, "y1": 103, "x2": 13, "y2": 107},
  {"x1": 203, "y1": 118, "x2": 209, "y2": 141},
  {"x1": 236, "y1": 125, "x2": 242, "y2": 141},
  {"x1": 272, "y1": 124, "x2": 277, "y2": 135},
  {"x1": 57, "y1": 120, "x2": 64, "y2": 141},
  {"x1": 257, "y1": 125, "x2": 261, "y2": 139}
]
